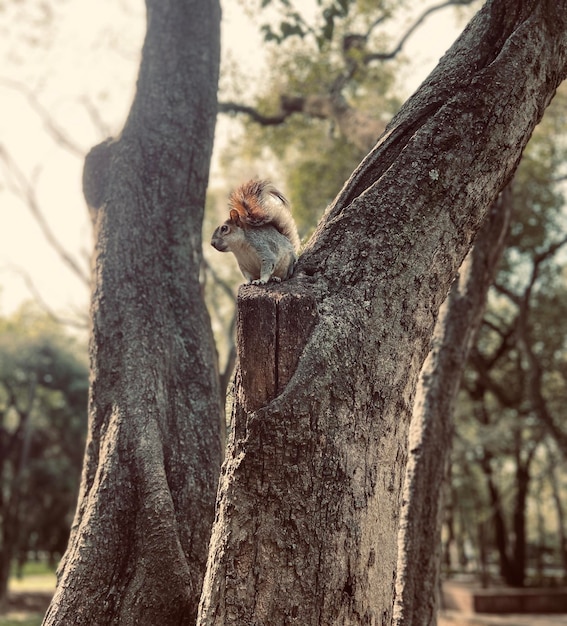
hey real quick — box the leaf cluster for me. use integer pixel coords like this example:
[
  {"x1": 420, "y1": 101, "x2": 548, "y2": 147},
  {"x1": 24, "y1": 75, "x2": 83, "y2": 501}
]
[
  {"x1": 0, "y1": 304, "x2": 88, "y2": 565},
  {"x1": 259, "y1": 0, "x2": 373, "y2": 50}
]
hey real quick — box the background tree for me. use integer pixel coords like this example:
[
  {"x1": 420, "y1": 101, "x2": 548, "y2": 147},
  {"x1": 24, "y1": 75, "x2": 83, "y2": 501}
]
[
  {"x1": 447, "y1": 90, "x2": 567, "y2": 587},
  {"x1": 0, "y1": 305, "x2": 88, "y2": 608},
  {"x1": 394, "y1": 84, "x2": 567, "y2": 621},
  {"x1": 42, "y1": 0, "x2": 224, "y2": 624},
  {"x1": 393, "y1": 187, "x2": 512, "y2": 626}
]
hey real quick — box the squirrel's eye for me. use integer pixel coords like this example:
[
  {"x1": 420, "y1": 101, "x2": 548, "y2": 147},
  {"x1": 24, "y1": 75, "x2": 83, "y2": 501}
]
[{"x1": 221, "y1": 224, "x2": 230, "y2": 234}]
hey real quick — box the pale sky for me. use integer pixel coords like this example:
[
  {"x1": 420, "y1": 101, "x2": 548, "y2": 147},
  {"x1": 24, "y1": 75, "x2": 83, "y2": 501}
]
[{"x1": 0, "y1": 0, "x2": 471, "y2": 327}]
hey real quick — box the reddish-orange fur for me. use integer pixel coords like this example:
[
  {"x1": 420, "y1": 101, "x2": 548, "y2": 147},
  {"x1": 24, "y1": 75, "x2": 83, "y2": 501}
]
[{"x1": 228, "y1": 180, "x2": 285, "y2": 227}]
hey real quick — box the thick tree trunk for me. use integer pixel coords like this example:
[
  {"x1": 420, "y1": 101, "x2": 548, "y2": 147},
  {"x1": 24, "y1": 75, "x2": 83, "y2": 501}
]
[
  {"x1": 393, "y1": 189, "x2": 512, "y2": 626},
  {"x1": 42, "y1": 1, "x2": 223, "y2": 624},
  {"x1": 198, "y1": 2, "x2": 567, "y2": 624}
]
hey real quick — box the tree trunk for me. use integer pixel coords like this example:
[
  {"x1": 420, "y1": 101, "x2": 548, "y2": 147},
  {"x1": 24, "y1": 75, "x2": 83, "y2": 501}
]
[
  {"x1": 481, "y1": 451, "x2": 514, "y2": 585},
  {"x1": 198, "y1": 2, "x2": 567, "y2": 624},
  {"x1": 393, "y1": 189, "x2": 512, "y2": 626},
  {"x1": 0, "y1": 538, "x2": 11, "y2": 611},
  {"x1": 509, "y1": 434, "x2": 539, "y2": 588},
  {"x1": 43, "y1": 1, "x2": 223, "y2": 624},
  {"x1": 0, "y1": 383, "x2": 37, "y2": 607},
  {"x1": 510, "y1": 463, "x2": 529, "y2": 587},
  {"x1": 548, "y1": 447, "x2": 567, "y2": 580}
]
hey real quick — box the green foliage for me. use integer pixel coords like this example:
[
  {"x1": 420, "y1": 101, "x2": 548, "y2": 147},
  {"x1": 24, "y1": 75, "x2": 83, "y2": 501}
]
[
  {"x1": 446, "y1": 87, "x2": 567, "y2": 584},
  {"x1": 0, "y1": 615, "x2": 44, "y2": 626},
  {"x1": 285, "y1": 136, "x2": 365, "y2": 233},
  {"x1": 256, "y1": 0, "x2": 402, "y2": 46},
  {"x1": 10, "y1": 562, "x2": 55, "y2": 579},
  {"x1": 0, "y1": 304, "x2": 88, "y2": 575},
  {"x1": 220, "y1": 2, "x2": 403, "y2": 235},
  {"x1": 259, "y1": 0, "x2": 359, "y2": 49}
]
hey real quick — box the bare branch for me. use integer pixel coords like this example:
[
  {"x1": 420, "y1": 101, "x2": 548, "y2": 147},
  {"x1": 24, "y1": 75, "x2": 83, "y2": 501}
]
[
  {"x1": 0, "y1": 78, "x2": 85, "y2": 157},
  {"x1": 487, "y1": 232, "x2": 567, "y2": 455},
  {"x1": 468, "y1": 348, "x2": 518, "y2": 408},
  {"x1": 6, "y1": 265, "x2": 89, "y2": 330},
  {"x1": 80, "y1": 95, "x2": 112, "y2": 138},
  {"x1": 0, "y1": 145, "x2": 91, "y2": 286},
  {"x1": 218, "y1": 101, "x2": 295, "y2": 125},
  {"x1": 219, "y1": 94, "x2": 384, "y2": 152},
  {"x1": 364, "y1": 0, "x2": 477, "y2": 63},
  {"x1": 202, "y1": 257, "x2": 236, "y2": 302},
  {"x1": 516, "y1": 292, "x2": 567, "y2": 457},
  {"x1": 493, "y1": 234, "x2": 567, "y2": 305},
  {"x1": 533, "y1": 233, "x2": 567, "y2": 265},
  {"x1": 479, "y1": 313, "x2": 520, "y2": 369},
  {"x1": 363, "y1": 13, "x2": 389, "y2": 40}
]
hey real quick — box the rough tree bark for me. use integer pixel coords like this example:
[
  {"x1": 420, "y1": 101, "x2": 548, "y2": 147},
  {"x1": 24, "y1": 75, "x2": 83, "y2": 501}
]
[
  {"x1": 42, "y1": 1, "x2": 223, "y2": 624},
  {"x1": 198, "y1": 1, "x2": 567, "y2": 624},
  {"x1": 393, "y1": 189, "x2": 513, "y2": 626}
]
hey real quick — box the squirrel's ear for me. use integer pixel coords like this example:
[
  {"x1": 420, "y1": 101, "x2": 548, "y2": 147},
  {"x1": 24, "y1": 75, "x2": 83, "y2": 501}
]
[{"x1": 229, "y1": 209, "x2": 241, "y2": 225}]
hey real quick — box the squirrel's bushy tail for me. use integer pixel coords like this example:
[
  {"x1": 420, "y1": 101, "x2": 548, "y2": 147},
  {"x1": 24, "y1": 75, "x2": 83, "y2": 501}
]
[{"x1": 229, "y1": 179, "x2": 301, "y2": 252}]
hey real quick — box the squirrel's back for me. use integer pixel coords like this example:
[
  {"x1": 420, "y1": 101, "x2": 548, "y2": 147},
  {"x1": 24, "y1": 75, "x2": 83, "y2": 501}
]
[
  {"x1": 229, "y1": 180, "x2": 300, "y2": 252},
  {"x1": 211, "y1": 179, "x2": 300, "y2": 284}
]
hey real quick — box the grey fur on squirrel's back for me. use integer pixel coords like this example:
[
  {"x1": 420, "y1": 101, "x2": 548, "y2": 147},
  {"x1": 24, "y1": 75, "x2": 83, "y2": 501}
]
[
  {"x1": 229, "y1": 180, "x2": 301, "y2": 253},
  {"x1": 233, "y1": 225, "x2": 297, "y2": 282}
]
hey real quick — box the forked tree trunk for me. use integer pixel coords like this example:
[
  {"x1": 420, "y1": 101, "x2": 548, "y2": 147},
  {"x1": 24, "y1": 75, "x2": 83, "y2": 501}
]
[
  {"x1": 198, "y1": 2, "x2": 567, "y2": 623},
  {"x1": 393, "y1": 189, "x2": 512, "y2": 626},
  {"x1": 43, "y1": 1, "x2": 223, "y2": 624}
]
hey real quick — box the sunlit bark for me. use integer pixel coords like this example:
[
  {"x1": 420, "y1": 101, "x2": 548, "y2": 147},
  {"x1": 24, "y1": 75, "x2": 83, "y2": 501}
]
[{"x1": 198, "y1": 1, "x2": 567, "y2": 623}]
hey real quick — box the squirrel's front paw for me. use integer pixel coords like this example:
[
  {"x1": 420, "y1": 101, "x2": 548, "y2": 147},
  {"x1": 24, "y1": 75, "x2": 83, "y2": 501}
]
[{"x1": 250, "y1": 278, "x2": 268, "y2": 285}]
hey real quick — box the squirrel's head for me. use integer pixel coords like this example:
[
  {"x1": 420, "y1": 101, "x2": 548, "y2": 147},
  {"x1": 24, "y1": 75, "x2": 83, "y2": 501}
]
[{"x1": 211, "y1": 211, "x2": 245, "y2": 252}]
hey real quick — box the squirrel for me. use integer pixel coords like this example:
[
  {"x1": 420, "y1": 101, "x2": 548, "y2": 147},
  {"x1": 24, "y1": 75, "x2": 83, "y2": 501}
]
[{"x1": 211, "y1": 179, "x2": 300, "y2": 284}]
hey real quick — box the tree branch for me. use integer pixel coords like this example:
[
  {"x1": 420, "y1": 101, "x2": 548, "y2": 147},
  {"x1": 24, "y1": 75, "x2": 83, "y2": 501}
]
[
  {"x1": 219, "y1": 94, "x2": 385, "y2": 152},
  {"x1": 490, "y1": 234, "x2": 567, "y2": 455},
  {"x1": 0, "y1": 145, "x2": 91, "y2": 286},
  {"x1": 218, "y1": 101, "x2": 294, "y2": 125},
  {"x1": 0, "y1": 78, "x2": 85, "y2": 157},
  {"x1": 9, "y1": 266, "x2": 89, "y2": 330},
  {"x1": 494, "y1": 234, "x2": 567, "y2": 305},
  {"x1": 220, "y1": 1, "x2": 478, "y2": 150},
  {"x1": 80, "y1": 95, "x2": 112, "y2": 138},
  {"x1": 364, "y1": 0, "x2": 478, "y2": 63}
]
